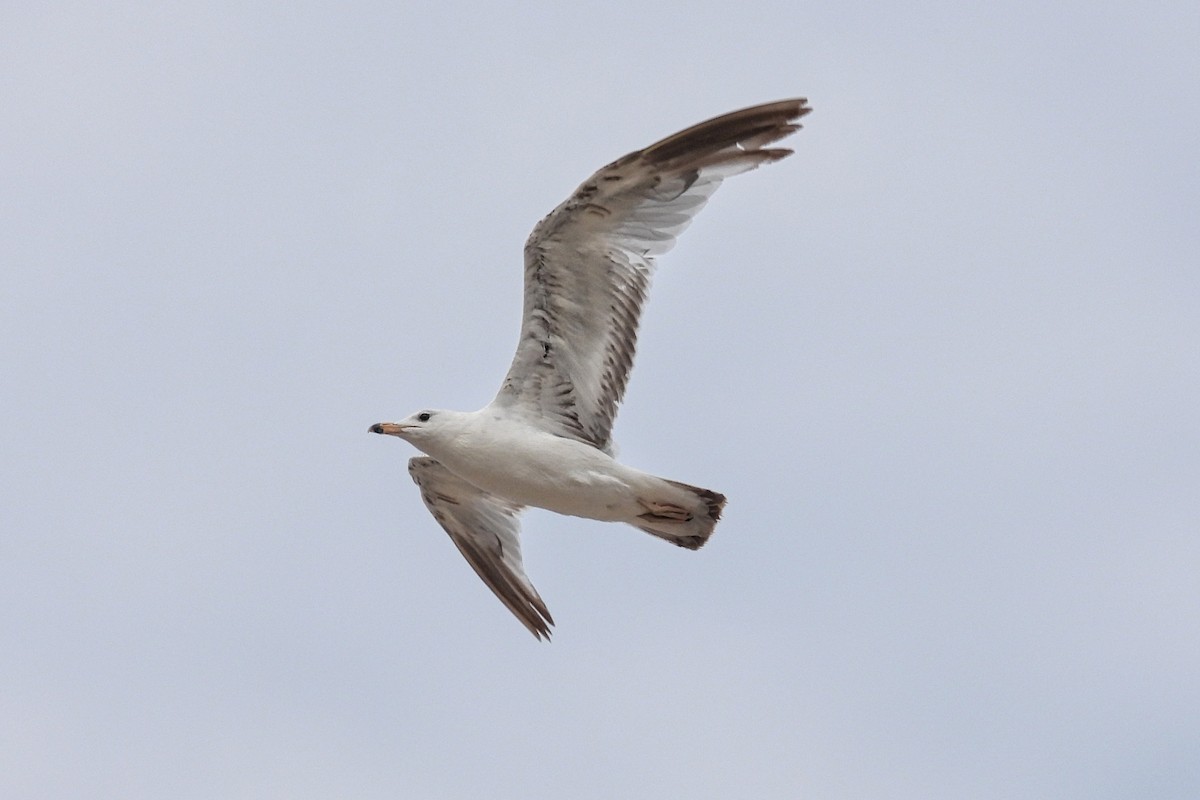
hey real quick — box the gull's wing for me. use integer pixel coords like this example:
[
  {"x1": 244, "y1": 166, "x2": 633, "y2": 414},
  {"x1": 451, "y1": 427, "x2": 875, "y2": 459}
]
[
  {"x1": 408, "y1": 456, "x2": 553, "y2": 640},
  {"x1": 490, "y1": 98, "x2": 811, "y2": 451}
]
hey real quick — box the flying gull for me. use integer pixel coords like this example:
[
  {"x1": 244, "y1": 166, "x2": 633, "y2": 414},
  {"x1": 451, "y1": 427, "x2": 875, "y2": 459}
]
[{"x1": 371, "y1": 98, "x2": 811, "y2": 639}]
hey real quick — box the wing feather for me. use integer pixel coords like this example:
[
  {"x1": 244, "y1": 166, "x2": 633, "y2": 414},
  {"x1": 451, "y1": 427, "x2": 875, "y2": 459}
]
[
  {"x1": 490, "y1": 99, "x2": 811, "y2": 451},
  {"x1": 408, "y1": 456, "x2": 553, "y2": 640}
]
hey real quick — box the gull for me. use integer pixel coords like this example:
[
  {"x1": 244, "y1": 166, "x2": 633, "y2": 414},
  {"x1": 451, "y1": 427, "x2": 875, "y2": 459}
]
[{"x1": 371, "y1": 98, "x2": 811, "y2": 639}]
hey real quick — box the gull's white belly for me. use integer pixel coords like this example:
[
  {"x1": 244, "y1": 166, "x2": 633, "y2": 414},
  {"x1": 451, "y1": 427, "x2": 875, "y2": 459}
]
[{"x1": 426, "y1": 423, "x2": 648, "y2": 521}]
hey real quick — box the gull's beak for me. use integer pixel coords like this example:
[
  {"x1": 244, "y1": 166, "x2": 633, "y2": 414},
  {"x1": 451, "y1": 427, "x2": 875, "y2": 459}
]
[{"x1": 369, "y1": 422, "x2": 408, "y2": 436}]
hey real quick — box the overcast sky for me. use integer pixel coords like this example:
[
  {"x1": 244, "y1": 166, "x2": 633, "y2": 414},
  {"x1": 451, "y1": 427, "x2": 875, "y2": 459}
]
[{"x1": 3, "y1": 3, "x2": 1198, "y2": 798}]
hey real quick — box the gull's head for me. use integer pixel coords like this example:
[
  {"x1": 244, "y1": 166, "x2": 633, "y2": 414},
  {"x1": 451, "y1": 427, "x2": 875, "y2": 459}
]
[{"x1": 369, "y1": 409, "x2": 449, "y2": 444}]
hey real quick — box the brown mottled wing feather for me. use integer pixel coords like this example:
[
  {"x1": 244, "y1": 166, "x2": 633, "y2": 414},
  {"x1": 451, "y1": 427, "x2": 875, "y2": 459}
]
[
  {"x1": 408, "y1": 456, "x2": 553, "y2": 640},
  {"x1": 490, "y1": 99, "x2": 811, "y2": 451}
]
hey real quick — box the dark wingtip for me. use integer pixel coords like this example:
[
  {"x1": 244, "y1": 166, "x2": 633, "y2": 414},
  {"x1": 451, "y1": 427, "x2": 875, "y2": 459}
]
[
  {"x1": 641, "y1": 98, "x2": 811, "y2": 164},
  {"x1": 369, "y1": 423, "x2": 384, "y2": 434}
]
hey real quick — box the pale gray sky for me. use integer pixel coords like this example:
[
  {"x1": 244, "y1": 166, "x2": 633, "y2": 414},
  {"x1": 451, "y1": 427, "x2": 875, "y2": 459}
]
[{"x1": 3, "y1": 3, "x2": 1198, "y2": 798}]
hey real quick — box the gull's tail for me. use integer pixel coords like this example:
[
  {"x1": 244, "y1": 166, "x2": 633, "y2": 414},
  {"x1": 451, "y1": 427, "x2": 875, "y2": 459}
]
[{"x1": 632, "y1": 479, "x2": 727, "y2": 550}]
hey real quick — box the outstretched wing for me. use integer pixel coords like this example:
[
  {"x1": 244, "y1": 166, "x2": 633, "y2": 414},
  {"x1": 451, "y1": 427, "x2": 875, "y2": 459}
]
[
  {"x1": 408, "y1": 456, "x2": 553, "y2": 640},
  {"x1": 490, "y1": 98, "x2": 811, "y2": 451}
]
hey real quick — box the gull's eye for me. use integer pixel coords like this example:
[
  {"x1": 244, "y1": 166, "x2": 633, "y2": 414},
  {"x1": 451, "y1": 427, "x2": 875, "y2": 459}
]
[{"x1": 417, "y1": 412, "x2": 432, "y2": 422}]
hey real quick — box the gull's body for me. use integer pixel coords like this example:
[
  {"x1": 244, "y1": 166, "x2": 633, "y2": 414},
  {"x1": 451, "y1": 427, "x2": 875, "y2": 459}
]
[
  {"x1": 403, "y1": 410, "x2": 705, "y2": 524},
  {"x1": 372, "y1": 98, "x2": 811, "y2": 639}
]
